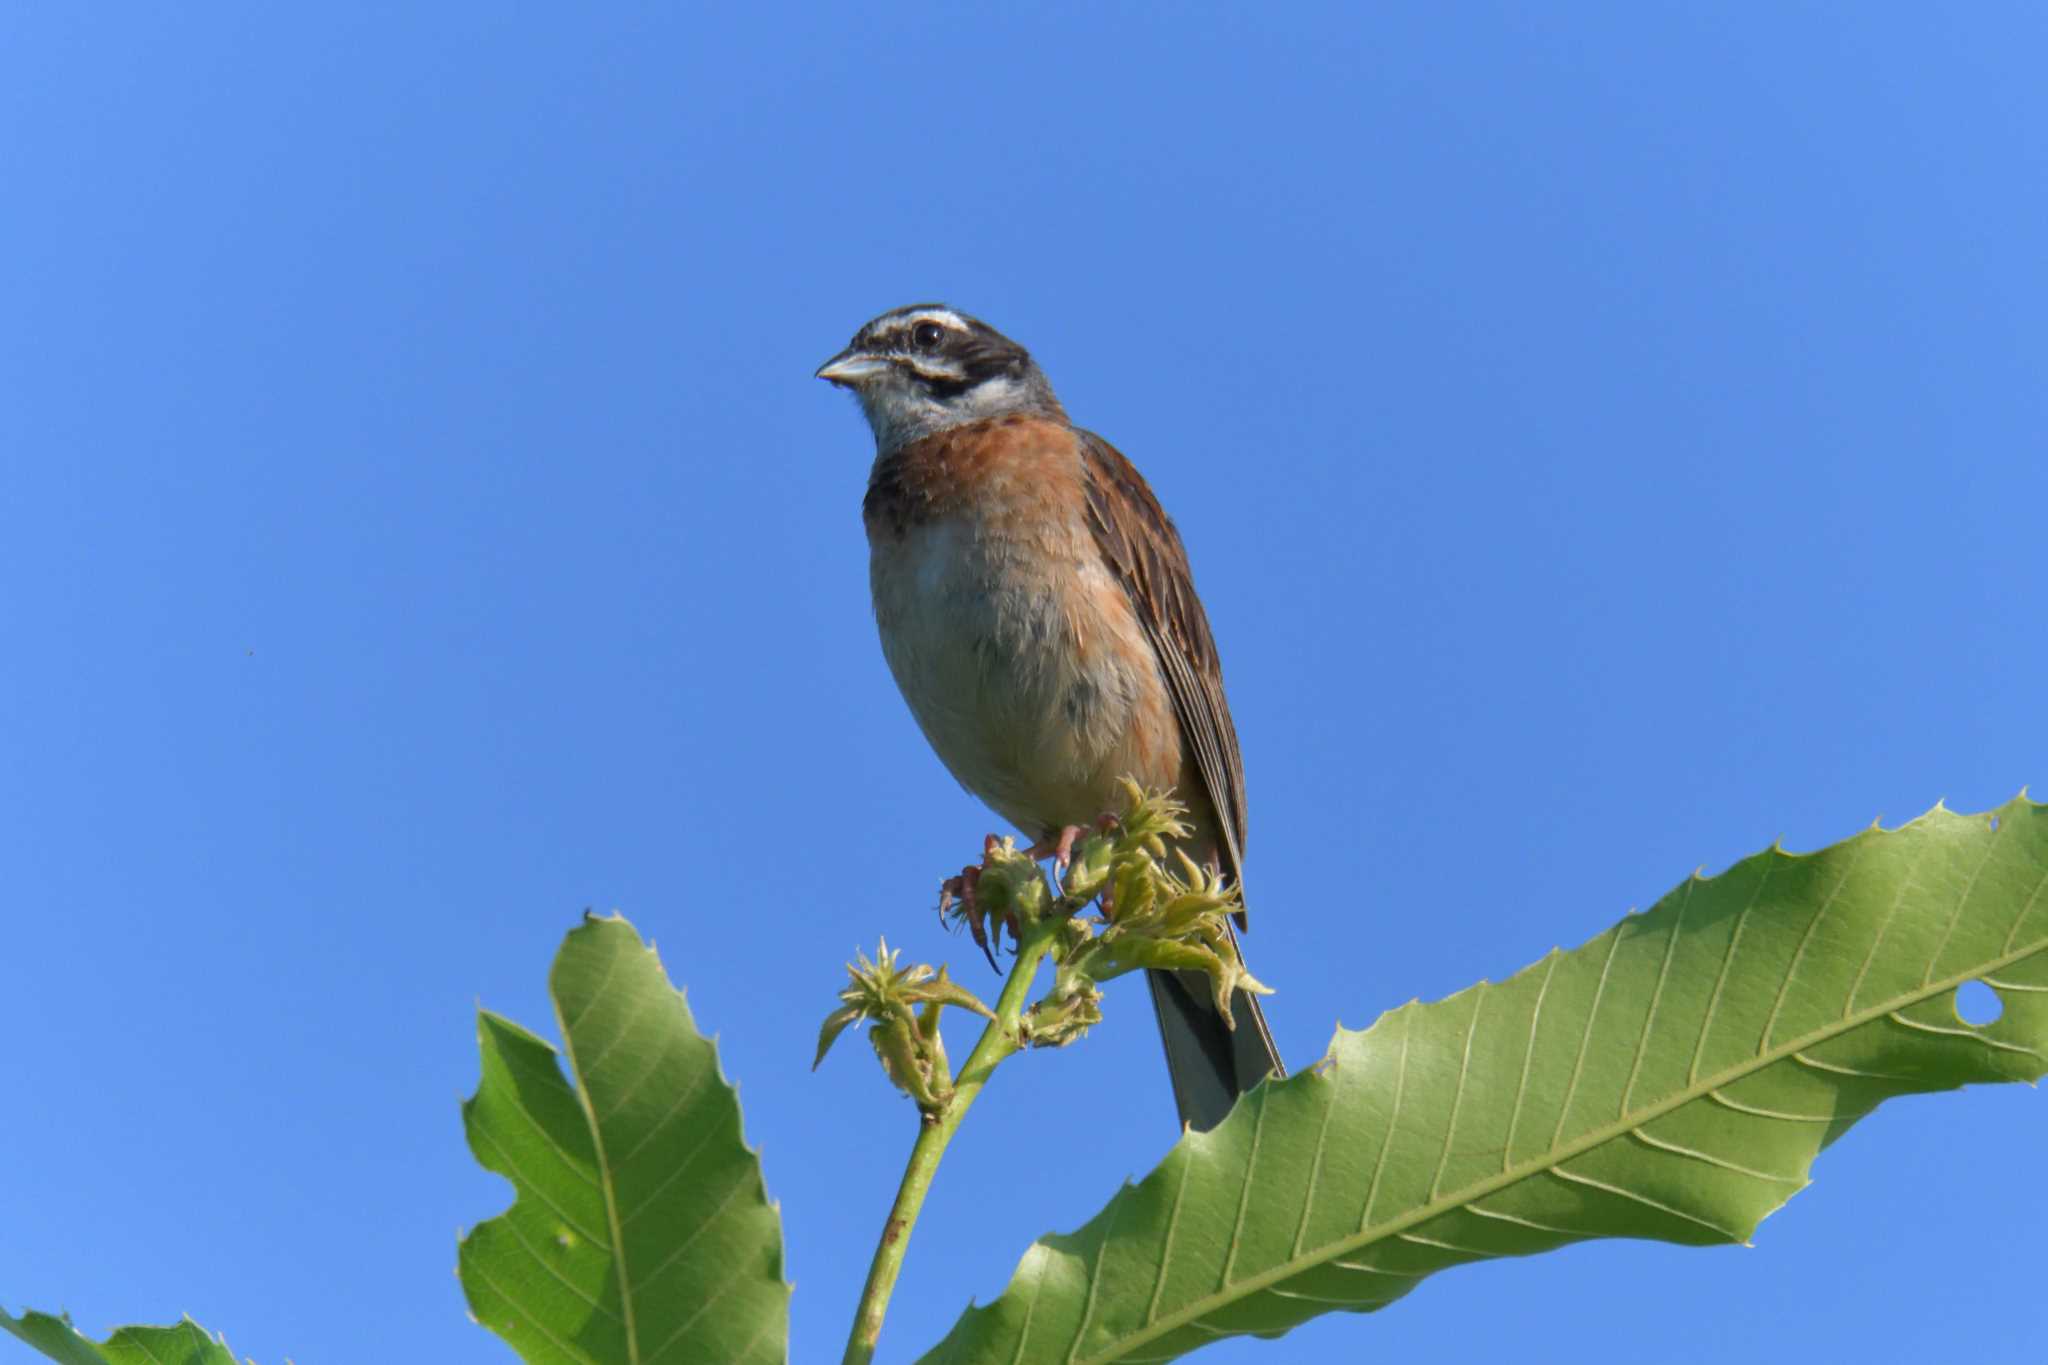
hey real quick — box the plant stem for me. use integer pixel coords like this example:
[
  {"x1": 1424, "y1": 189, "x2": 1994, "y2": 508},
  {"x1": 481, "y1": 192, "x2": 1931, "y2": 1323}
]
[{"x1": 842, "y1": 924, "x2": 1056, "y2": 1365}]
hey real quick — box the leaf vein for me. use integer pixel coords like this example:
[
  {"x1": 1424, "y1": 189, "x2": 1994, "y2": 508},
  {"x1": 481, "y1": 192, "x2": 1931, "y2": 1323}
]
[
  {"x1": 1503, "y1": 950, "x2": 1560, "y2": 1172},
  {"x1": 615, "y1": 1061, "x2": 714, "y2": 1169},
  {"x1": 1329, "y1": 1257, "x2": 1423, "y2": 1279},
  {"x1": 1761, "y1": 838, "x2": 1865, "y2": 1050},
  {"x1": 1290, "y1": 1074, "x2": 1341, "y2": 1258},
  {"x1": 641, "y1": 1253, "x2": 752, "y2": 1365},
  {"x1": 470, "y1": 1121, "x2": 610, "y2": 1250},
  {"x1": 1066, "y1": 1168, "x2": 1126, "y2": 1363},
  {"x1": 1009, "y1": 1246, "x2": 1049, "y2": 1365},
  {"x1": 465, "y1": 1255, "x2": 608, "y2": 1365},
  {"x1": 1690, "y1": 857, "x2": 1775, "y2": 1084},
  {"x1": 1624, "y1": 884, "x2": 1690, "y2": 1114},
  {"x1": 1395, "y1": 1231, "x2": 1488, "y2": 1255},
  {"x1": 558, "y1": 942, "x2": 628, "y2": 1036},
  {"x1": 1359, "y1": 1008, "x2": 1412, "y2": 1229},
  {"x1": 489, "y1": 1045, "x2": 604, "y2": 1191},
  {"x1": 1627, "y1": 1127, "x2": 1804, "y2": 1184},
  {"x1": 579, "y1": 986, "x2": 661, "y2": 1086},
  {"x1": 1791, "y1": 1050, "x2": 1918, "y2": 1083},
  {"x1": 558, "y1": 966, "x2": 644, "y2": 1365},
  {"x1": 618, "y1": 1096, "x2": 726, "y2": 1230},
  {"x1": 1547, "y1": 1165, "x2": 1745, "y2": 1241},
  {"x1": 1550, "y1": 927, "x2": 1625, "y2": 1147},
  {"x1": 1464, "y1": 1202, "x2": 1590, "y2": 1237},
  {"x1": 2000, "y1": 848, "x2": 2048, "y2": 952},
  {"x1": 1885, "y1": 1009, "x2": 2045, "y2": 1058},
  {"x1": 636, "y1": 1167, "x2": 753, "y2": 1293},
  {"x1": 1146, "y1": 1140, "x2": 1195, "y2": 1323},
  {"x1": 498, "y1": 1210, "x2": 624, "y2": 1320},
  {"x1": 1846, "y1": 864, "x2": 1920, "y2": 1017},
  {"x1": 1221, "y1": 1090, "x2": 1269, "y2": 1285},
  {"x1": 1706, "y1": 1088, "x2": 1833, "y2": 1123},
  {"x1": 1428, "y1": 989, "x2": 1484, "y2": 1201},
  {"x1": 1925, "y1": 832, "x2": 2003, "y2": 984},
  {"x1": 1264, "y1": 1286, "x2": 1363, "y2": 1306}
]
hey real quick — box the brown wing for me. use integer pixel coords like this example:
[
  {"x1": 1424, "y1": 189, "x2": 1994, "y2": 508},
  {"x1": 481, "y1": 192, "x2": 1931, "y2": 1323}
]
[{"x1": 1076, "y1": 430, "x2": 1251, "y2": 907}]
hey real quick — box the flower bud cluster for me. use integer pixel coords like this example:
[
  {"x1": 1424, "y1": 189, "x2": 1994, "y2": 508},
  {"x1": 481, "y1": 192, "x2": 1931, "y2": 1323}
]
[
  {"x1": 1026, "y1": 781, "x2": 1270, "y2": 1048},
  {"x1": 814, "y1": 941, "x2": 994, "y2": 1112}
]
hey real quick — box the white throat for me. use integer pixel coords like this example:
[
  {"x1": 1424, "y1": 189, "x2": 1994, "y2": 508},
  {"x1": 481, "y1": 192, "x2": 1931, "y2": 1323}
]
[{"x1": 854, "y1": 373, "x2": 1039, "y2": 453}]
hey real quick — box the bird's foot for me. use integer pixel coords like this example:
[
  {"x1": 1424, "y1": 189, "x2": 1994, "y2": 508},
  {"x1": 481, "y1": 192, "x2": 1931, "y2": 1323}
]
[
  {"x1": 939, "y1": 837, "x2": 1013, "y2": 972},
  {"x1": 1027, "y1": 814, "x2": 1122, "y2": 897},
  {"x1": 1024, "y1": 824, "x2": 1088, "y2": 883}
]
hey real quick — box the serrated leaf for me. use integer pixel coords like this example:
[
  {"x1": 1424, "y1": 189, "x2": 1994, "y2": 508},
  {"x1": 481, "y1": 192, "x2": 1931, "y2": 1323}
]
[
  {"x1": 0, "y1": 1310, "x2": 245, "y2": 1364},
  {"x1": 923, "y1": 797, "x2": 2048, "y2": 1363},
  {"x1": 460, "y1": 913, "x2": 789, "y2": 1364}
]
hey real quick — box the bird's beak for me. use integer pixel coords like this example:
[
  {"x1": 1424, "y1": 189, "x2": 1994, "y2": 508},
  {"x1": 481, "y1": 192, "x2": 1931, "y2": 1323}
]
[{"x1": 816, "y1": 349, "x2": 891, "y2": 386}]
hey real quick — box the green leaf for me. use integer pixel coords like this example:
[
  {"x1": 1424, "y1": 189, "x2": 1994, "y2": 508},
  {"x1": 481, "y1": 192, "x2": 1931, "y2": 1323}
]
[
  {"x1": 0, "y1": 1310, "x2": 244, "y2": 1364},
  {"x1": 924, "y1": 796, "x2": 2048, "y2": 1363},
  {"x1": 460, "y1": 913, "x2": 789, "y2": 1364}
]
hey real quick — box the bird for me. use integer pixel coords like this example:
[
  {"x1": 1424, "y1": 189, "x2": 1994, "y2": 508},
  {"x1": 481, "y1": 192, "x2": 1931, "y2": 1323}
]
[{"x1": 816, "y1": 303, "x2": 1284, "y2": 1132}]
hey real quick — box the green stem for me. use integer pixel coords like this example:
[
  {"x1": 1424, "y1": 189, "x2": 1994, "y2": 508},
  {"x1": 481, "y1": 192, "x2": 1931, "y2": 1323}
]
[{"x1": 842, "y1": 924, "x2": 1057, "y2": 1365}]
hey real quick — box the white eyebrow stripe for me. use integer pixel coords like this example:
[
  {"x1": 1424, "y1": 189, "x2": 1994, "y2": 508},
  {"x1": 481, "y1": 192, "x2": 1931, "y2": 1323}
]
[{"x1": 874, "y1": 308, "x2": 971, "y2": 339}]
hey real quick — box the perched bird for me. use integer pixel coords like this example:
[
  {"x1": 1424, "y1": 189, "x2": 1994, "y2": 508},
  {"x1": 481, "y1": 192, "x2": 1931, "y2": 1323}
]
[{"x1": 817, "y1": 304, "x2": 1283, "y2": 1132}]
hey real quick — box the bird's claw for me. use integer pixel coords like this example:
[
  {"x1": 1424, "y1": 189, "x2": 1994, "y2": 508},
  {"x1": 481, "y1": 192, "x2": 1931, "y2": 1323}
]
[
  {"x1": 1025, "y1": 823, "x2": 1090, "y2": 889},
  {"x1": 939, "y1": 861, "x2": 1003, "y2": 973}
]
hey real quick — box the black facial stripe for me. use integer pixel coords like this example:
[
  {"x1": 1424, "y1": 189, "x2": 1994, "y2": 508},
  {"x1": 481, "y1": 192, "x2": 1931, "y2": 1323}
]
[
  {"x1": 908, "y1": 339, "x2": 1028, "y2": 395},
  {"x1": 922, "y1": 374, "x2": 975, "y2": 400}
]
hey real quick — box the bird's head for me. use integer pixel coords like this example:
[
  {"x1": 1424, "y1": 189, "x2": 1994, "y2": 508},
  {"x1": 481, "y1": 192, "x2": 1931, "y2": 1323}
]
[{"x1": 816, "y1": 305, "x2": 1063, "y2": 451}]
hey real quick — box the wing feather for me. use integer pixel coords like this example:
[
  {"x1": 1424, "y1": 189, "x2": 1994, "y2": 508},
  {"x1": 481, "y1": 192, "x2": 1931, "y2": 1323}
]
[{"x1": 1076, "y1": 430, "x2": 1250, "y2": 904}]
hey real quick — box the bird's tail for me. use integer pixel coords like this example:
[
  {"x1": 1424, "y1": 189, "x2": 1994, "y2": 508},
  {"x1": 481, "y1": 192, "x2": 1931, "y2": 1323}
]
[{"x1": 1145, "y1": 925, "x2": 1282, "y2": 1131}]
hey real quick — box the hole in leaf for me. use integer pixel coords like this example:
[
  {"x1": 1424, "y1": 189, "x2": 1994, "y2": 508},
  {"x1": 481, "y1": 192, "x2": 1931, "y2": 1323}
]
[
  {"x1": 1990, "y1": 815, "x2": 2001, "y2": 831},
  {"x1": 1955, "y1": 980, "x2": 2003, "y2": 1026}
]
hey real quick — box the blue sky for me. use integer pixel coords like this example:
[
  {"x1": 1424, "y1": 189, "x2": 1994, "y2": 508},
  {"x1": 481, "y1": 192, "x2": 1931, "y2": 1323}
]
[{"x1": 4, "y1": 5, "x2": 2043, "y2": 1362}]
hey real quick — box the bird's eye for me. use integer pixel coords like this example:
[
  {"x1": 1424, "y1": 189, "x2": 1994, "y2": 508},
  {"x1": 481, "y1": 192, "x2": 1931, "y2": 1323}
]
[{"x1": 910, "y1": 321, "x2": 945, "y2": 350}]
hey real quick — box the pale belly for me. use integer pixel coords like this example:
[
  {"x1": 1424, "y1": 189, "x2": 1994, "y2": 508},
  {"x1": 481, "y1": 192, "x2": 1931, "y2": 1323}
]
[{"x1": 869, "y1": 515, "x2": 1178, "y2": 839}]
